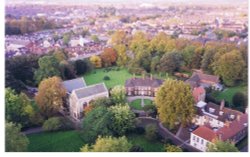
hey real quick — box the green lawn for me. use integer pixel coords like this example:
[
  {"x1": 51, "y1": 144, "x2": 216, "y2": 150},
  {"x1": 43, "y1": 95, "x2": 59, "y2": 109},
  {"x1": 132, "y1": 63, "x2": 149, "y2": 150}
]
[
  {"x1": 27, "y1": 130, "x2": 85, "y2": 152},
  {"x1": 127, "y1": 133, "x2": 165, "y2": 152},
  {"x1": 211, "y1": 85, "x2": 247, "y2": 105},
  {"x1": 129, "y1": 99, "x2": 153, "y2": 110},
  {"x1": 83, "y1": 67, "x2": 133, "y2": 89}
]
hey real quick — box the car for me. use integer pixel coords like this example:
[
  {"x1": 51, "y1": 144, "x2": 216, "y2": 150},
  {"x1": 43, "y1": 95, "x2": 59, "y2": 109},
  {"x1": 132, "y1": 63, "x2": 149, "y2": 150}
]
[{"x1": 188, "y1": 124, "x2": 199, "y2": 132}]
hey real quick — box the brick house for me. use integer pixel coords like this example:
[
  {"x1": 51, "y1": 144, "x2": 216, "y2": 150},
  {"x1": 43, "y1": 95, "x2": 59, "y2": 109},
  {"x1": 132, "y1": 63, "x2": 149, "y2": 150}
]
[{"x1": 125, "y1": 77, "x2": 164, "y2": 97}]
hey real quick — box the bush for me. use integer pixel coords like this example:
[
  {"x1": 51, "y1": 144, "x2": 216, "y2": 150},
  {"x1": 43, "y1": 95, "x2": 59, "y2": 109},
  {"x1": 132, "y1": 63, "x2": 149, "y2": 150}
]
[
  {"x1": 60, "y1": 117, "x2": 74, "y2": 130},
  {"x1": 232, "y1": 92, "x2": 247, "y2": 109},
  {"x1": 42, "y1": 117, "x2": 62, "y2": 132},
  {"x1": 134, "y1": 127, "x2": 145, "y2": 134},
  {"x1": 129, "y1": 145, "x2": 144, "y2": 152},
  {"x1": 103, "y1": 75, "x2": 110, "y2": 80},
  {"x1": 145, "y1": 124, "x2": 157, "y2": 141}
]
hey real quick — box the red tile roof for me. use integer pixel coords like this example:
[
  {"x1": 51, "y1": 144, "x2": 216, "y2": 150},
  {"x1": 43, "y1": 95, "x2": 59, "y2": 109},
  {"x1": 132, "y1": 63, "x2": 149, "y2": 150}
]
[
  {"x1": 192, "y1": 126, "x2": 217, "y2": 142},
  {"x1": 192, "y1": 86, "x2": 205, "y2": 103}
]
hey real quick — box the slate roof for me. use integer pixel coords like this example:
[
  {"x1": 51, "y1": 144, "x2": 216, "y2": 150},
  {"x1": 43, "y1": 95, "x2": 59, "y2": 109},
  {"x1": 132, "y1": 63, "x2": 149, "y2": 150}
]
[
  {"x1": 62, "y1": 78, "x2": 86, "y2": 93},
  {"x1": 186, "y1": 71, "x2": 219, "y2": 88},
  {"x1": 74, "y1": 83, "x2": 108, "y2": 99},
  {"x1": 125, "y1": 77, "x2": 164, "y2": 88}
]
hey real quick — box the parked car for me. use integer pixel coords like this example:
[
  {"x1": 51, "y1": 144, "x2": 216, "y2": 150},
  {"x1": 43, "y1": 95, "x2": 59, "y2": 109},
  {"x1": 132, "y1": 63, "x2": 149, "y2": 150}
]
[{"x1": 188, "y1": 124, "x2": 199, "y2": 132}]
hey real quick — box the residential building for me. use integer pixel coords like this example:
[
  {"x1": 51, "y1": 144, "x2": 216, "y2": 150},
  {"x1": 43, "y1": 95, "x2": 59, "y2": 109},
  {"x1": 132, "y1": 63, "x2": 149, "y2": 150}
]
[
  {"x1": 125, "y1": 76, "x2": 163, "y2": 97},
  {"x1": 192, "y1": 86, "x2": 206, "y2": 103}
]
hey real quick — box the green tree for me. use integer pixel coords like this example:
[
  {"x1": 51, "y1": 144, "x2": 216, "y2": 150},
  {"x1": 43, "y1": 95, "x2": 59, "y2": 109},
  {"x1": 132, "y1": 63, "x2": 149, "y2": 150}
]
[
  {"x1": 5, "y1": 88, "x2": 35, "y2": 128},
  {"x1": 74, "y1": 59, "x2": 93, "y2": 75},
  {"x1": 159, "y1": 51, "x2": 183, "y2": 74},
  {"x1": 62, "y1": 33, "x2": 71, "y2": 46},
  {"x1": 114, "y1": 44, "x2": 128, "y2": 66},
  {"x1": 212, "y1": 50, "x2": 246, "y2": 86},
  {"x1": 108, "y1": 104, "x2": 135, "y2": 136},
  {"x1": 81, "y1": 106, "x2": 113, "y2": 143},
  {"x1": 232, "y1": 92, "x2": 247, "y2": 110},
  {"x1": 90, "y1": 97, "x2": 114, "y2": 108},
  {"x1": 34, "y1": 55, "x2": 60, "y2": 84},
  {"x1": 110, "y1": 85, "x2": 126, "y2": 104},
  {"x1": 207, "y1": 140, "x2": 239, "y2": 152},
  {"x1": 150, "y1": 56, "x2": 160, "y2": 73},
  {"x1": 6, "y1": 122, "x2": 29, "y2": 152},
  {"x1": 155, "y1": 79, "x2": 195, "y2": 129},
  {"x1": 110, "y1": 30, "x2": 128, "y2": 45},
  {"x1": 80, "y1": 136, "x2": 132, "y2": 152},
  {"x1": 91, "y1": 35, "x2": 100, "y2": 43},
  {"x1": 35, "y1": 76, "x2": 67, "y2": 118},
  {"x1": 59, "y1": 61, "x2": 76, "y2": 80},
  {"x1": 42, "y1": 117, "x2": 62, "y2": 132},
  {"x1": 145, "y1": 124, "x2": 157, "y2": 141},
  {"x1": 90, "y1": 55, "x2": 102, "y2": 68},
  {"x1": 165, "y1": 144, "x2": 182, "y2": 152},
  {"x1": 182, "y1": 45, "x2": 195, "y2": 68}
]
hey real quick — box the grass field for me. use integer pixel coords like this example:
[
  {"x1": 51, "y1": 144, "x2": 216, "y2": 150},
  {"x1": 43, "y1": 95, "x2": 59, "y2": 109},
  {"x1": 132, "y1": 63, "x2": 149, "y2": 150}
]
[
  {"x1": 83, "y1": 67, "x2": 133, "y2": 89},
  {"x1": 127, "y1": 133, "x2": 165, "y2": 152},
  {"x1": 129, "y1": 99, "x2": 153, "y2": 110},
  {"x1": 211, "y1": 85, "x2": 247, "y2": 105},
  {"x1": 27, "y1": 131, "x2": 85, "y2": 152}
]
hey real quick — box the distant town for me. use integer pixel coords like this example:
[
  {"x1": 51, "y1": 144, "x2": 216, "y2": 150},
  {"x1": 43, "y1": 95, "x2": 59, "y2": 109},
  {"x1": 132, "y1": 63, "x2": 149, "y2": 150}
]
[{"x1": 5, "y1": 0, "x2": 248, "y2": 153}]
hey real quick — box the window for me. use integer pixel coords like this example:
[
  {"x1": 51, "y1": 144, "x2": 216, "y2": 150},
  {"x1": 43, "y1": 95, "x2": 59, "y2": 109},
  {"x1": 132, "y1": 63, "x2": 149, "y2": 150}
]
[
  {"x1": 197, "y1": 137, "x2": 199, "y2": 142},
  {"x1": 201, "y1": 139, "x2": 203, "y2": 144},
  {"x1": 193, "y1": 135, "x2": 196, "y2": 141}
]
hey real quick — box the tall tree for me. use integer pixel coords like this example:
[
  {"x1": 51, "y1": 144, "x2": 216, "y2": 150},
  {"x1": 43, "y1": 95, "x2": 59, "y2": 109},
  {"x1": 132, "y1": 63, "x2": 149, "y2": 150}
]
[
  {"x1": 114, "y1": 44, "x2": 128, "y2": 66},
  {"x1": 81, "y1": 106, "x2": 113, "y2": 143},
  {"x1": 155, "y1": 79, "x2": 195, "y2": 129},
  {"x1": 59, "y1": 61, "x2": 76, "y2": 80},
  {"x1": 100, "y1": 47, "x2": 117, "y2": 67},
  {"x1": 6, "y1": 122, "x2": 29, "y2": 152},
  {"x1": 207, "y1": 140, "x2": 239, "y2": 152},
  {"x1": 159, "y1": 51, "x2": 183, "y2": 74},
  {"x1": 74, "y1": 59, "x2": 93, "y2": 75},
  {"x1": 110, "y1": 85, "x2": 126, "y2": 104},
  {"x1": 108, "y1": 104, "x2": 135, "y2": 136},
  {"x1": 35, "y1": 76, "x2": 67, "y2": 118},
  {"x1": 110, "y1": 30, "x2": 128, "y2": 45},
  {"x1": 34, "y1": 55, "x2": 60, "y2": 84},
  {"x1": 5, "y1": 88, "x2": 35, "y2": 128},
  {"x1": 80, "y1": 136, "x2": 132, "y2": 152},
  {"x1": 212, "y1": 50, "x2": 246, "y2": 86}
]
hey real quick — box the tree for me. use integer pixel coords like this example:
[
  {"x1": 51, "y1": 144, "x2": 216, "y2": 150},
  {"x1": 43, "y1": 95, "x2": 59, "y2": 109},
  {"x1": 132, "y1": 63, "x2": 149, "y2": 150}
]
[
  {"x1": 59, "y1": 61, "x2": 76, "y2": 80},
  {"x1": 35, "y1": 76, "x2": 67, "y2": 118},
  {"x1": 110, "y1": 85, "x2": 126, "y2": 104},
  {"x1": 207, "y1": 140, "x2": 239, "y2": 152},
  {"x1": 100, "y1": 47, "x2": 117, "y2": 67},
  {"x1": 90, "y1": 55, "x2": 102, "y2": 68},
  {"x1": 150, "y1": 56, "x2": 160, "y2": 73},
  {"x1": 62, "y1": 33, "x2": 71, "y2": 46},
  {"x1": 108, "y1": 104, "x2": 135, "y2": 136},
  {"x1": 6, "y1": 122, "x2": 29, "y2": 152},
  {"x1": 232, "y1": 92, "x2": 247, "y2": 110},
  {"x1": 42, "y1": 117, "x2": 62, "y2": 132},
  {"x1": 91, "y1": 35, "x2": 100, "y2": 43},
  {"x1": 159, "y1": 51, "x2": 183, "y2": 74},
  {"x1": 74, "y1": 59, "x2": 93, "y2": 75},
  {"x1": 114, "y1": 44, "x2": 128, "y2": 66},
  {"x1": 212, "y1": 50, "x2": 246, "y2": 86},
  {"x1": 165, "y1": 144, "x2": 182, "y2": 152},
  {"x1": 145, "y1": 124, "x2": 157, "y2": 141},
  {"x1": 182, "y1": 45, "x2": 195, "y2": 68},
  {"x1": 80, "y1": 136, "x2": 132, "y2": 152},
  {"x1": 155, "y1": 79, "x2": 195, "y2": 129},
  {"x1": 81, "y1": 106, "x2": 113, "y2": 143},
  {"x1": 5, "y1": 88, "x2": 35, "y2": 128},
  {"x1": 34, "y1": 55, "x2": 61, "y2": 84},
  {"x1": 110, "y1": 30, "x2": 128, "y2": 45}
]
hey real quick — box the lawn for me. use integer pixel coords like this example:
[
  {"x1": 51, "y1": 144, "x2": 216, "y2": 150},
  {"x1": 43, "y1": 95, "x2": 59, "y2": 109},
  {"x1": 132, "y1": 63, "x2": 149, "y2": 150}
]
[
  {"x1": 127, "y1": 133, "x2": 165, "y2": 152},
  {"x1": 129, "y1": 99, "x2": 153, "y2": 110},
  {"x1": 211, "y1": 85, "x2": 247, "y2": 105},
  {"x1": 83, "y1": 67, "x2": 133, "y2": 89},
  {"x1": 27, "y1": 130, "x2": 85, "y2": 152}
]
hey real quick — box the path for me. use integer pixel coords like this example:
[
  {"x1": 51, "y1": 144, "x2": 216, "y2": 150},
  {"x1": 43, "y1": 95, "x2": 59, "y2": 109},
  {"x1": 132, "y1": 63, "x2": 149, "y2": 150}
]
[
  {"x1": 127, "y1": 96, "x2": 154, "y2": 103},
  {"x1": 22, "y1": 127, "x2": 43, "y2": 135},
  {"x1": 136, "y1": 117, "x2": 200, "y2": 152}
]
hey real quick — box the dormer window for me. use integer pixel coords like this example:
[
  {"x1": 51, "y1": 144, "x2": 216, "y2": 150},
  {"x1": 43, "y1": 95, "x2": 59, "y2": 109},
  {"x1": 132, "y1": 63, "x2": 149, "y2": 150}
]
[
  {"x1": 219, "y1": 111, "x2": 224, "y2": 116},
  {"x1": 230, "y1": 114, "x2": 235, "y2": 120}
]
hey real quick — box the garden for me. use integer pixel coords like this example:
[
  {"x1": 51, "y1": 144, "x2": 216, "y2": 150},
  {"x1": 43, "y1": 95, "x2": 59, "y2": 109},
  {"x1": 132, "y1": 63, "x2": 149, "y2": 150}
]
[{"x1": 129, "y1": 99, "x2": 153, "y2": 110}]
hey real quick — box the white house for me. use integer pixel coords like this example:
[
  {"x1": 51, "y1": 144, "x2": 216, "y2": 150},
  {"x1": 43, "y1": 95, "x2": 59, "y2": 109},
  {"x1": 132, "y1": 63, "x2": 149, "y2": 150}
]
[{"x1": 69, "y1": 83, "x2": 109, "y2": 120}]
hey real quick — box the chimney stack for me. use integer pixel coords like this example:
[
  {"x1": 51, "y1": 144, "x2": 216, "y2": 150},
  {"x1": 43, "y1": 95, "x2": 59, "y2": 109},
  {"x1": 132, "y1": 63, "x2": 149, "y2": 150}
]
[
  {"x1": 237, "y1": 115, "x2": 241, "y2": 122},
  {"x1": 220, "y1": 99, "x2": 225, "y2": 110},
  {"x1": 224, "y1": 121, "x2": 230, "y2": 128}
]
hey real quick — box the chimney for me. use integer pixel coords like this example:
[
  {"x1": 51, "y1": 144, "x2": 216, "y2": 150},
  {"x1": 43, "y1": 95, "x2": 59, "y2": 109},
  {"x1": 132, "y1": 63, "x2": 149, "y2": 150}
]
[
  {"x1": 224, "y1": 121, "x2": 230, "y2": 128},
  {"x1": 220, "y1": 99, "x2": 225, "y2": 110}
]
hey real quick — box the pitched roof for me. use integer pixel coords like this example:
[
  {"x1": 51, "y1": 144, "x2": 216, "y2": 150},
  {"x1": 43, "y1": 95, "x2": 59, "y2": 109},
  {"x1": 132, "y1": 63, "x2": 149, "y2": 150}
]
[
  {"x1": 73, "y1": 83, "x2": 108, "y2": 99},
  {"x1": 192, "y1": 126, "x2": 217, "y2": 142},
  {"x1": 62, "y1": 78, "x2": 86, "y2": 93},
  {"x1": 125, "y1": 77, "x2": 163, "y2": 88},
  {"x1": 192, "y1": 86, "x2": 205, "y2": 103}
]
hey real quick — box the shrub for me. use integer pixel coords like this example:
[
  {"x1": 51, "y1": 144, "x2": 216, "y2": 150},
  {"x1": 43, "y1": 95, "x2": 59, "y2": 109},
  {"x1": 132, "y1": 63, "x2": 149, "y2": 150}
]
[
  {"x1": 42, "y1": 117, "x2": 62, "y2": 132},
  {"x1": 60, "y1": 117, "x2": 74, "y2": 130},
  {"x1": 145, "y1": 124, "x2": 157, "y2": 141},
  {"x1": 134, "y1": 127, "x2": 145, "y2": 134},
  {"x1": 103, "y1": 75, "x2": 110, "y2": 80},
  {"x1": 232, "y1": 92, "x2": 247, "y2": 109}
]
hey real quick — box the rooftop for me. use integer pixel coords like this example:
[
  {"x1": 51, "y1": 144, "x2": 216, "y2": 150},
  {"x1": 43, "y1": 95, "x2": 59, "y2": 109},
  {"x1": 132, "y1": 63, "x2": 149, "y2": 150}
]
[
  {"x1": 62, "y1": 78, "x2": 86, "y2": 93},
  {"x1": 125, "y1": 77, "x2": 164, "y2": 88},
  {"x1": 73, "y1": 83, "x2": 108, "y2": 99}
]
